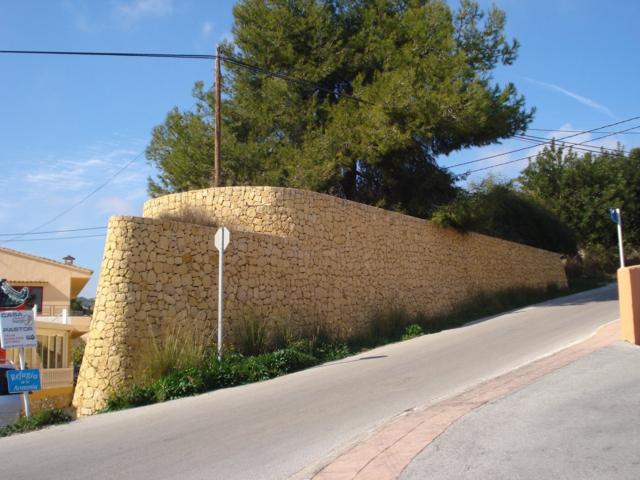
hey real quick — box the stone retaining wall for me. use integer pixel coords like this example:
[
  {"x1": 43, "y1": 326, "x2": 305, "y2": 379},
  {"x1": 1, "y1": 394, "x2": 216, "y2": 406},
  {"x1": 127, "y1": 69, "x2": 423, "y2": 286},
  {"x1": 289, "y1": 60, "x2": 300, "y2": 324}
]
[{"x1": 74, "y1": 187, "x2": 567, "y2": 415}]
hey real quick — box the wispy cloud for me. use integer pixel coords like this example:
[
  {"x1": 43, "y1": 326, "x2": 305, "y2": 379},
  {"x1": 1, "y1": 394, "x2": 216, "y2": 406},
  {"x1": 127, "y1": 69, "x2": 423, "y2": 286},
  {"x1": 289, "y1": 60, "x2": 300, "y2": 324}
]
[
  {"x1": 23, "y1": 148, "x2": 141, "y2": 191},
  {"x1": 525, "y1": 77, "x2": 616, "y2": 119},
  {"x1": 202, "y1": 21, "x2": 212, "y2": 38},
  {"x1": 62, "y1": 1, "x2": 93, "y2": 32},
  {"x1": 97, "y1": 196, "x2": 136, "y2": 215},
  {"x1": 114, "y1": 0, "x2": 172, "y2": 26}
]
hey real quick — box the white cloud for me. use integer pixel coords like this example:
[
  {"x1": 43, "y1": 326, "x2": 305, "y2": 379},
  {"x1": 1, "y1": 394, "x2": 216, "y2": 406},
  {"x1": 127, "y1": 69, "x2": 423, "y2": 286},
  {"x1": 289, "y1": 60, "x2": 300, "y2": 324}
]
[
  {"x1": 97, "y1": 196, "x2": 136, "y2": 216},
  {"x1": 23, "y1": 148, "x2": 141, "y2": 191},
  {"x1": 202, "y1": 21, "x2": 212, "y2": 37},
  {"x1": 525, "y1": 77, "x2": 616, "y2": 119},
  {"x1": 62, "y1": 1, "x2": 92, "y2": 32},
  {"x1": 114, "y1": 0, "x2": 172, "y2": 25}
]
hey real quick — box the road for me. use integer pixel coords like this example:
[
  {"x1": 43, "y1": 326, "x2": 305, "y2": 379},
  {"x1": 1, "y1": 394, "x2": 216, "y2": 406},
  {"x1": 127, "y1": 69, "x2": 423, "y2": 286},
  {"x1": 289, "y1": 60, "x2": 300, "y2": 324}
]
[{"x1": 0, "y1": 284, "x2": 618, "y2": 480}]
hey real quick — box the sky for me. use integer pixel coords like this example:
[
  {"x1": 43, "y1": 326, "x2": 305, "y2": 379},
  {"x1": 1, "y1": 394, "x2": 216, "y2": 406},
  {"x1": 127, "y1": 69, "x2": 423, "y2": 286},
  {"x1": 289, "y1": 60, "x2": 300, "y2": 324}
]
[{"x1": 0, "y1": 0, "x2": 639, "y2": 297}]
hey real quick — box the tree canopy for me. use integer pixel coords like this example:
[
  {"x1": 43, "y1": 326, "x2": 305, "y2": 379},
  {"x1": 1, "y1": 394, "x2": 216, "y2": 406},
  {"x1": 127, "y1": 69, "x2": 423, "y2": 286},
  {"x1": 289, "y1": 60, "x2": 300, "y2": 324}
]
[
  {"x1": 519, "y1": 143, "x2": 640, "y2": 248},
  {"x1": 147, "y1": 0, "x2": 533, "y2": 218},
  {"x1": 431, "y1": 177, "x2": 577, "y2": 254}
]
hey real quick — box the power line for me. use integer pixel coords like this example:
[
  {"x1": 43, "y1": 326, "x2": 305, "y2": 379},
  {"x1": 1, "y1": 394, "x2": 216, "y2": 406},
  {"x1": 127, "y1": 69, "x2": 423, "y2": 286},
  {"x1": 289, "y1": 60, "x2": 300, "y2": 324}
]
[
  {"x1": 0, "y1": 226, "x2": 107, "y2": 237},
  {"x1": 463, "y1": 123, "x2": 640, "y2": 175},
  {"x1": 0, "y1": 49, "x2": 214, "y2": 60},
  {"x1": 0, "y1": 152, "x2": 143, "y2": 245},
  {"x1": 447, "y1": 116, "x2": 640, "y2": 169},
  {"x1": 0, "y1": 49, "x2": 368, "y2": 105},
  {"x1": 220, "y1": 55, "x2": 371, "y2": 104},
  {"x1": 528, "y1": 128, "x2": 640, "y2": 135},
  {"x1": 514, "y1": 134, "x2": 628, "y2": 156},
  {"x1": 1, "y1": 234, "x2": 106, "y2": 243}
]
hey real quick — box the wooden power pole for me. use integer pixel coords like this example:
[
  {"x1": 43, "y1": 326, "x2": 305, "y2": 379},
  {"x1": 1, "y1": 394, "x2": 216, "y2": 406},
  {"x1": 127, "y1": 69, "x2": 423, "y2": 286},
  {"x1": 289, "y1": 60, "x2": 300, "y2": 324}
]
[{"x1": 213, "y1": 44, "x2": 222, "y2": 187}]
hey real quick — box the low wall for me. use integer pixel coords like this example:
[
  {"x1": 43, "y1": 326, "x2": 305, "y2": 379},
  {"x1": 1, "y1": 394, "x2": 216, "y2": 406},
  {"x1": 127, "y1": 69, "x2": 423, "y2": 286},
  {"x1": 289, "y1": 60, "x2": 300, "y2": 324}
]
[{"x1": 74, "y1": 187, "x2": 567, "y2": 415}]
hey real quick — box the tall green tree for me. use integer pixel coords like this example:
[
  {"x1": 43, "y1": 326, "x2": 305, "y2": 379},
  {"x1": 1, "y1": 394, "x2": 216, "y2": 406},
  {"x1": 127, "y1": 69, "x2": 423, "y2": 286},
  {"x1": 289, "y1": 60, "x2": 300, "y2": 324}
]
[
  {"x1": 148, "y1": 0, "x2": 533, "y2": 218},
  {"x1": 520, "y1": 143, "x2": 640, "y2": 248}
]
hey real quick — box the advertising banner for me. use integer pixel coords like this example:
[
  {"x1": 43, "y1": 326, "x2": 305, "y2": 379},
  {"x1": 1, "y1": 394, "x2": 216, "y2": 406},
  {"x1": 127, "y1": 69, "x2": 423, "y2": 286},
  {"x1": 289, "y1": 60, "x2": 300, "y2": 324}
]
[
  {"x1": 6, "y1": 369, "x2": 41, "y2": 393},
  {"x1": 0, "y1": 311, "x2": 37, "y2": 349}
]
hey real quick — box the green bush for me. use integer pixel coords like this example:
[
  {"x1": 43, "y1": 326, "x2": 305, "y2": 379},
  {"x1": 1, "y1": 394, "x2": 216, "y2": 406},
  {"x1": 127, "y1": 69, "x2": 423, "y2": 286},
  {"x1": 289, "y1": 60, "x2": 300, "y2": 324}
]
[
  {"x1": 105, "y1": 347, "x2": 319, "y2": 411},
  {"x1": 432, "y1": 178, "x2": 577, "y2": 254},
  {"x1": 402, "y1": 324, "x2": 424, "y2": 340},
  {"x1": 0, "y1": 408, "x2": 71, "y2": 437}
]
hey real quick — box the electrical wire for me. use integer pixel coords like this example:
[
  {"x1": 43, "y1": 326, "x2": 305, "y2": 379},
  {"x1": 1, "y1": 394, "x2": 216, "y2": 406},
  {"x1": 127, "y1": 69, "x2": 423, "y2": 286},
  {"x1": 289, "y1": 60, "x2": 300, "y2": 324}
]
[
  {"x1": 1, "y1": 234, "x2": 106, "y2": 243},
  {"x1": 0, "y1": 49, "x2": 368, "y2": 104},
  {"x1": 0, "y1": 152, "x2": 143, "y2": 245},
  {"x1": 0, "y1": 49, "x2": 214, "y2": 60},
  {"x1": 462, "y1": 123, "x2": 640, "y2": 175},
  {"x1": 513, "y1": 134, "x2": 628, "y2": 156},
  {"x1": 528, "y1": 128, "x2": 640, "y2": 135},
  {"x1": 447, "y1": 116, "x2": 640, "y2": 169},
  {"x1": 0, "y1": 226, "x2": 107, "y2": 237}
]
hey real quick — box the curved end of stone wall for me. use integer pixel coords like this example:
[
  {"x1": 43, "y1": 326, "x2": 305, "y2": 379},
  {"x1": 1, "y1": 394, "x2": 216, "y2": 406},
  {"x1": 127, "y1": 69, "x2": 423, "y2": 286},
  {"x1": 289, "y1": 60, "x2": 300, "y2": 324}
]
[{"x1": 73, "y1": 215, "x2": 219, "y2": 415}]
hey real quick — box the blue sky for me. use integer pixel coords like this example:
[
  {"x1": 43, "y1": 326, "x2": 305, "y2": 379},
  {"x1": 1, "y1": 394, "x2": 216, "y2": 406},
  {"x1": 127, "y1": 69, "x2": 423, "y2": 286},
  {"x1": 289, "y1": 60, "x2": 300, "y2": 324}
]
[{"x1": 1, "y1": 0, "x2": 639, "y2": 297}]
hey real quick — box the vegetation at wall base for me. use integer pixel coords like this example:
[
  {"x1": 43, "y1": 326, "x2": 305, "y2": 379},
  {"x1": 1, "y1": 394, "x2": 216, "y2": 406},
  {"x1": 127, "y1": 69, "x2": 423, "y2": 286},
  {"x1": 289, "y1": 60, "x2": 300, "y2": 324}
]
[
  {"x1": 104, "y1": 278, "x2": 604, "y2": 412},
  {"x1": 0, "y1": 408, "x2": 71, "y2": 438}
]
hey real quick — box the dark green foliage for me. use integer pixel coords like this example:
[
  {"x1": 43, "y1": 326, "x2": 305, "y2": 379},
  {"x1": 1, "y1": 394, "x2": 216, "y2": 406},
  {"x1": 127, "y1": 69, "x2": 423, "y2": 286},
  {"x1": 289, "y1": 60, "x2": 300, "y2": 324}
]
[
  {"x1": 402, "y1": 324, "x2": 424, "y2": 340},
  {"x1": 147, "y1": 0, "x2": 532, "y2": 218},
  {"x1": 431, "y1": 177, "x2": 577, "y2": 254},
  {"x1": 520, "y1": 144, "x2": 640, "y2": 249},
  {"x1": 104, "y1": 347, "x2": 319, "y2": 412},
  {"x1": 0, "y1": 408, "x2": 71, "y2": 438}
]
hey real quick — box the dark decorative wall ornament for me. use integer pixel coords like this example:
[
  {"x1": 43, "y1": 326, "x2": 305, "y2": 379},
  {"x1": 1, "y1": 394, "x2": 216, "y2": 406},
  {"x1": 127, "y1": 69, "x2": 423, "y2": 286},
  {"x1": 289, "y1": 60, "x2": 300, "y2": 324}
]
[{"x1": 0, "y1": 279, "x2": 29, "y2": 310}]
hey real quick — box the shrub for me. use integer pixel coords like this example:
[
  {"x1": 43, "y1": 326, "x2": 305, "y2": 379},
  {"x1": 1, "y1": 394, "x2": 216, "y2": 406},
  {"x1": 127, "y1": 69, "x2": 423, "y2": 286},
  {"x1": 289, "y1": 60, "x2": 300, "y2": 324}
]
[
  {"x1": 369, "y1": 307, "x2": 411, "y2": 343},
  {"x1": 238, "y1": 314, "x2": 268, "y2": 356},
  {"x1": 432, "y1": 178, "x2": 577, "y2": 254},
  {"x1": 0, "y1": 408, "x2": 71, "y2": 437},
  {"x1": 133, "y1": 322, "x2": 209, "y2": 385},
  {"x1": 72, "y1": 342, "x2": 86, "y2": 366},
  {"x1": 402, "y1": 324, "x2": 424, "y2": 340}
]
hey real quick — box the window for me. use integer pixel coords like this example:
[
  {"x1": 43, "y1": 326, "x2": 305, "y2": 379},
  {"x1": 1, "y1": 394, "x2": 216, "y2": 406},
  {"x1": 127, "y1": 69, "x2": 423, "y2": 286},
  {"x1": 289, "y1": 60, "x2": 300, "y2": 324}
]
[{"x1": 12, "y1": 285, "x2": 43, "y2": 313}]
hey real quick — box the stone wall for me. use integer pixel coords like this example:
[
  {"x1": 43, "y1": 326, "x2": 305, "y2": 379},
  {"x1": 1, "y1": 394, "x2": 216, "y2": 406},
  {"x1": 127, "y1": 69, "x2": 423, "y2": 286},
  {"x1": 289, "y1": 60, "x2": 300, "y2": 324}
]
[{"x1": 74, "y1": 187, "x2": 567, "y2": 415}]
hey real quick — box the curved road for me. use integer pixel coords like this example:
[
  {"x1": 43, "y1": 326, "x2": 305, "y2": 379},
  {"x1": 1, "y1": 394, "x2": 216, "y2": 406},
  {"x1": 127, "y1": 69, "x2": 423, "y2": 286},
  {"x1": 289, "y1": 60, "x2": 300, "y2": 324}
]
[{"x1": 0, "y1": 284, "x2": 618, "y2": 480}]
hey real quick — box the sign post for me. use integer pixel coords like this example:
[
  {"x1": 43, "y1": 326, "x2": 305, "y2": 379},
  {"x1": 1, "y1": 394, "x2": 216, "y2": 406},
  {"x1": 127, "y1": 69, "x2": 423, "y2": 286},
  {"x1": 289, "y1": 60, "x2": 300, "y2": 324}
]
[
  {"x1": 610, "y1": 208, "x2": 625, "y2": 268},
  {"x1": 0, "y1": 310, "x2": 38, "y2": 418},
  {"x1": 214, "y1": 227, "x2": 230, "y2": 360}
]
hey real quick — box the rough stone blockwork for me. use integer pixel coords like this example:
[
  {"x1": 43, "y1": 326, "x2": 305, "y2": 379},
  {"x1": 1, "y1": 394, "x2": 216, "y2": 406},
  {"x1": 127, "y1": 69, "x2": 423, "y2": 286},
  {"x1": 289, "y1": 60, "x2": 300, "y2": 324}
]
[{"x1": 74, "y1": 187, "x2": 567, "y2": 415}]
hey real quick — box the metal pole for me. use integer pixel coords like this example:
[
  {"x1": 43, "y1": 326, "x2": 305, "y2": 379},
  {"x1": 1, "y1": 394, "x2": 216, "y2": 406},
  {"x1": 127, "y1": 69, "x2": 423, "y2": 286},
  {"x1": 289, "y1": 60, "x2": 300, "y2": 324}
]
[
  {"x1": 213, "y1": 44, "x2": 222, "y2": 188},
  {"x1": 18, "y1": 347, "x2": 30, "y2": 418},
  {"x1": 217, "y1": 229, "x2": 225, "y2": 359},
  {"x1": 617, "y1": 208, "x2": 625, "y2": 268}
]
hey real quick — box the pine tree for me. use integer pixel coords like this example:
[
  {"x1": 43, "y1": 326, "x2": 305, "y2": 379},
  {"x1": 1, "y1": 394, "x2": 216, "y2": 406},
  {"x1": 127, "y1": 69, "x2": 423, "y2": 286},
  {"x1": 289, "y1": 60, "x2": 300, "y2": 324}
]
[{"x1": 147, "y1": 0, "x2": 533, "y2": 218}]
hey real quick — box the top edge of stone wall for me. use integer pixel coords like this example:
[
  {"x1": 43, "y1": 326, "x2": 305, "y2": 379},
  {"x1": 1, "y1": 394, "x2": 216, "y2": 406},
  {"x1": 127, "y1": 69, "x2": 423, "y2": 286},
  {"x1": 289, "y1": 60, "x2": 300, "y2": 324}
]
[{"x1": 142, "y1": 186, "x2": 564, "y2": 258}]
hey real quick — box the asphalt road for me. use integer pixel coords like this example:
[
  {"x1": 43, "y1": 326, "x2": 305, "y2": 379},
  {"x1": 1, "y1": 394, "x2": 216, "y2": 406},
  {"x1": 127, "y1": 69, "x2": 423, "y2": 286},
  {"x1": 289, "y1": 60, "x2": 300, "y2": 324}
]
[{"x1": 0, "y1": 284, "x2": 619, "y2": 480}]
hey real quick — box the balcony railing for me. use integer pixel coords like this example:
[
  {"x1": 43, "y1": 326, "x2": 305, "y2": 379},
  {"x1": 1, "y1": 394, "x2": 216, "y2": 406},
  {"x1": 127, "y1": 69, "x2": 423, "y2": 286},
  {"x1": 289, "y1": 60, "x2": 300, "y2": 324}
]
[{"x1": 40, "y1": 367, "x2": 74, "y2": 389}]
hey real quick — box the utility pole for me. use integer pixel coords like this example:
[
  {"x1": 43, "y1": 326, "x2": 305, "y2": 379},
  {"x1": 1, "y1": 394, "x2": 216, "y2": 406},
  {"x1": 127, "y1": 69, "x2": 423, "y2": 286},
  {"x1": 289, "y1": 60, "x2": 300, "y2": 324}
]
[{"x1": 213, "y1": 44, "x2": 222, "y2": 188}]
